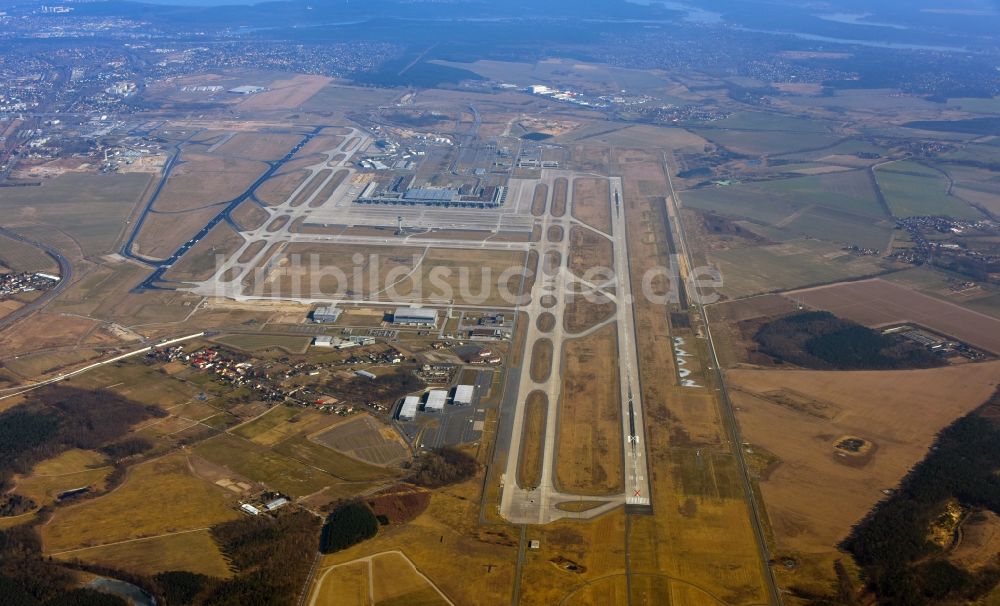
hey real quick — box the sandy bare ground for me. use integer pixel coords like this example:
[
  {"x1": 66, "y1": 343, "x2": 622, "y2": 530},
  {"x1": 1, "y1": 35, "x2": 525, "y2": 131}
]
[{"x1": 730, "y1": 361, "x2": 1000, "y2": 554}]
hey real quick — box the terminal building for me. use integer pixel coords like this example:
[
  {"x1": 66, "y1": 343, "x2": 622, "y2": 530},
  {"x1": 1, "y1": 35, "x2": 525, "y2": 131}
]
[
  {"x1": 392, "y1": 307, "x2": 438, "y2": 327},
  {"x1": 356, "y1": 183, "x2": 507, "y2": 209}
]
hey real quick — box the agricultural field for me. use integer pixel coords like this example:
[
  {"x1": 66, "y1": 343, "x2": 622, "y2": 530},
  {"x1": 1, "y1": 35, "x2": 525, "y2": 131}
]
[
  {"x1": 874, "y1": 160, "x2": 983, "y2": 219},
  {"x1": 788, "y1": 278, "x2": 1000, "y2": 354},
  {"x1": 707, "y1": 239, "x2": 887, "y2": 300},
  {"x1": 681, "y1": 170, "x2": 894, "y2": 250},
  {"x1": 554, "y1": 323, "x2": 622, "y2": 495},
  {"x1": 881, "y1": 265, "x2": 1000, "y2": 320},
  {"x1": 13, "y1": 449, "x2": 111, "y2": 510},
  {"x1": 729, "y1": 361, "x2": 1000, "y2": 588},
  {"x1": 0, "y1": 172, "x2": 152, "y2": 259}
]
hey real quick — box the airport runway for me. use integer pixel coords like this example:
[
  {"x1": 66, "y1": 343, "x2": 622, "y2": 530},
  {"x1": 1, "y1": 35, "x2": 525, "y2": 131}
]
[{"x1": 497, "y1": 171, "x2": 649, "y2": 524}]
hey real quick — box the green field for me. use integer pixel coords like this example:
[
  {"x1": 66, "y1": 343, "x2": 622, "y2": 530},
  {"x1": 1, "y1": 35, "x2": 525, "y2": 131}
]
[
  {"x1": 875, "y1": 161, "x2": 983, "y2": 219},
  {"x1": 708, "y1": 239, "x2": 888, "y2": 299},
  {"x1": 709, "y1": 111, "x2": 837, "y2": 133},
  {"x1": 691, "y1": 129, "x2": 842, "y2": 156},
  {"x1": 682, "y1": 169, "x2": 893, "y2": 250},
  {"x1": 0, "y1": 173, "x2": 152, "y2": 258},
  {"x1": 753, "y1": 171, "x2": 884, "y2": 217}
]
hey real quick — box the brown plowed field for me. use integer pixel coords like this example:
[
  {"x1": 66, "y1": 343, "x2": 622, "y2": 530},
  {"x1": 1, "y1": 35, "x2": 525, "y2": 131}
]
[{"x1": 789, "y1": 278, "x2": 1000, "y2": 355}]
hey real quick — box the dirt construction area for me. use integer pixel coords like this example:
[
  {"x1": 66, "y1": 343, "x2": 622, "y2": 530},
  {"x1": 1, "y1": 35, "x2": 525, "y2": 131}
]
[
  {"x1": 555, "y1": 323, "x2": 623, "y2": 495},
  {"x1": 729, "y1": 360, "x2": 1000, "y2": 555}
]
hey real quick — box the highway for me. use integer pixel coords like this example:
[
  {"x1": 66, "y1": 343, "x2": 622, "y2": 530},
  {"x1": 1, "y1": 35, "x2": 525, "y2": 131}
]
[
  {"x1": 661, "y1": 152, "x2": 781, "y2": 605},
  {"x1": 0, "y1": 226, "x2": 73, "y2": 332}
]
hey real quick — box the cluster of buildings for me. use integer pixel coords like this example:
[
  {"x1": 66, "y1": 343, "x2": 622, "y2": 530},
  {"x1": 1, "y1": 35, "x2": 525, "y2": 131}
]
[
  {"x1": 397, "y1": 383, "x2": 476, "y2": 421},
  {"x1": 239, "y1": 493, "x2": 290, "y2": 516},
  {"x1": 889, "y1": 216, "x2": 999, "y2": 271},
  {"x1": 0, "y1": 271, "x2": 58, "y2": 298}
]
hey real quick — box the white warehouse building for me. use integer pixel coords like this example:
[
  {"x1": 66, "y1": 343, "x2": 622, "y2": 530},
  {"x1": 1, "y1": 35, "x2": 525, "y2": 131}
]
[
  {"x1": 453, "y1": 384, "x2": 475, "y2": 406},
  {"x1": 392, "y1": 307, "x2": 438, "y2": 327},
  {"x1": 424, "y1": 389, "x2": 448, "y2": 412},
  {"x1": 399, "y1": 396, "x2": 420, "y2": 421}
]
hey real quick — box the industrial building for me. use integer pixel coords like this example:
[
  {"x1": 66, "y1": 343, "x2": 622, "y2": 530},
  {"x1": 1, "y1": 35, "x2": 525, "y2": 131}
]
[
  {"x1": 393, "y1": 307, "x2": 438, "y2": 327},
  {"x1": 313, "y1": 336, "x2": 334, "y2": 347},
  {"x1": 265, "y1": 497, "x2": 289, "y2": 512},
  {"x1": 424, "y1": 389, "x2": 448, "y2": 412},
  {"x1": 398, "y1": 396, "x2": 420, "y2": 420},
  {"x1": 312, "y1": 305, "x2": 342, "y2": 323},
  {"x1": 453, "y1": 384, "x2": 475, "y2": 406}
]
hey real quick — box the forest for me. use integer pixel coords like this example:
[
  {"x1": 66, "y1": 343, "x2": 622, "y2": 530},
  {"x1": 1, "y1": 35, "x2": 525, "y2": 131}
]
[
  {"x1": 752, "y1": 311, "x2": 944, "y2": 370},
  {"x1": 842, "y1": 388, "x2": 1000, "y2": 604}
]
